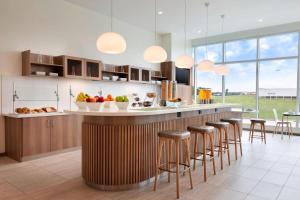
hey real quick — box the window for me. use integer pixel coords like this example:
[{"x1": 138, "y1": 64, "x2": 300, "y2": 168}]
[
  {"x1": 194, "y1": 43, "x2": 223, "y2": 64},
  {"x1": 259, "y1": 59, "x2": 298, "y2": 120},
  {"x1": 259, "y1": 33, "x2": 298, "y2": 59},
  {"x1": 225, "y1": 39, "x2": 257, "y2": 62},
  {"x1": 225, "y1": 62, "x2": 257, "y2": 118}
]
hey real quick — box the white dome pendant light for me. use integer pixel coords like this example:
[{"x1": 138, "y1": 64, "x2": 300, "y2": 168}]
[
  {"x1": 197, "y1": 2, "x2": 214, "y2": 71},
  {"x1": 214, "y1": 15, "x2": 229, "y2": 75},
  {"x1": 175, "y1": 0, "x2": 194, "y2": 69},
  {"x1": 96, "y1": 0, "x2": 127, "y2": 54},
  {"x1": 144, "y1": 0, "x2": 167, "y2": 63}
]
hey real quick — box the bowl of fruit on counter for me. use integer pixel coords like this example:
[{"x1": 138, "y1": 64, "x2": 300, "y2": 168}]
[
  {"x1": 76, "y1": 92, "x2": 104, "y2": 111},
  {"x1": 115, "y1": 95, "x2": 129, "y2": 111},
  {"x1": 103, "y1": 94, "x2": 115, "y2": 109}
]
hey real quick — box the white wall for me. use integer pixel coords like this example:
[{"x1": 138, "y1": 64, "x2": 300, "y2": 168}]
[{"x1": 0, "y1": 0, "x2": 164, "y2": 153}]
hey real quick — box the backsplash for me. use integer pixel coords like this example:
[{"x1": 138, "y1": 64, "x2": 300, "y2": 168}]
[{"x1": 0, "y1": 75, "x2": 160, "y2": 114}]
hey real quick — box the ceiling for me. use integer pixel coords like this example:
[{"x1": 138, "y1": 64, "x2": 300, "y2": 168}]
[{"x1": 65, "y1": 0, "x2": 300, "y2": 39}]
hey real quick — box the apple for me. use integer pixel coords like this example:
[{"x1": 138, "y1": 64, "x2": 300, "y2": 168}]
[
  {"x1": 97, "y1": 96, "x2": 104, "y2": 103},
  {"x1": 86, "y1": 97, "x2": 97, "y2": 102}
]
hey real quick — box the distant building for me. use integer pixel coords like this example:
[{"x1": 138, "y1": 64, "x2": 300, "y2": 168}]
[{"x1": 259, "y1": 88, "x2": 296, "y2": 98}]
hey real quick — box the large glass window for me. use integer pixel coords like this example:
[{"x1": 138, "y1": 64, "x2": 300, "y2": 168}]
[
  {"x1": 225, "y1": 39, "x2": 257, "y2": 62},
  {"x1": 225, "y1": 62, "x2": 257, "y2": 118},
  {"x1": 194, "y1": 31, "x2": 300, "y2": 125},
  {"x1": 194, "y1": 43, "x2": 223, "y2": 64},
  {"x1": 259, "y1": 59, "x2": 298, "y2": 120},
  {"x1": 259, "y1": 33, "x2": 298, "y2": 59}
]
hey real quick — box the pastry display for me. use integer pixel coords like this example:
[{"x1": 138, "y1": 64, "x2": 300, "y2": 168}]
[{"x1": 15, "y1": 107, "x2": 57, "y2": 114}]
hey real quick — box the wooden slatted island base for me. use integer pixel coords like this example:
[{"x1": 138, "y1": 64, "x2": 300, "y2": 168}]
[{"x1": 66, "y1": 104, "x2": 241, "y2": 191}]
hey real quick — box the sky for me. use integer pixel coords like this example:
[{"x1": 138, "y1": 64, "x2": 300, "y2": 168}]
[{"x1": 195, "y1": 32, "x2": 299, "y2": 93}]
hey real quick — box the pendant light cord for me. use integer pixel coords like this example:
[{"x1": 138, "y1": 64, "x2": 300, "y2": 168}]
[
  {"x1": 205, "y1": 2, "x2": 209, "y2": 59},
  {"x1": 184, "y1": 0, "x2": 187, "y2": 54},
  {"x1": 155, "y1": 0, "x2": 157, "y2": 44},
  {"x1": 110, "y1": 0, "x2": 113, "y2": 31}
]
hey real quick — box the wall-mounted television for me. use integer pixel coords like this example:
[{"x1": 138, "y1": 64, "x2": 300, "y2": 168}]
[{"x1": 175, "y1": 67, "x2": 190, "y2": 85}]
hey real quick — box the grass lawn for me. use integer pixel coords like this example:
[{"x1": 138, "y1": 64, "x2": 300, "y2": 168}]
[{"x1": 214, "y1": 95, "x2": 297, "y2": 120}]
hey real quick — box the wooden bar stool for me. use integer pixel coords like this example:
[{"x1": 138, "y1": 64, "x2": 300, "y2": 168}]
[
  {"x1": 206, "y1": 121, "x2": 230, "y2": 170},
  {"x1": 187, "y1": 125, "x2": 216, "y2": 182},
  {"x1": 249, "y1": 119, "x2": 266, "y2": 144},
  {"x1": 153, "y1": 130, "x2": 193, "y2": 199},
  {"x1": 221, "y1": 118, "x2": 243, "y2": 160}
]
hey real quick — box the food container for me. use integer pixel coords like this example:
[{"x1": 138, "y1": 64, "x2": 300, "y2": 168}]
[
  {"x1": 103, "y1": 76, "x2": 110, "y2": 80},
  {"x1": 119, "y1": 78, "x2": 127, "y2": 81},
  {"x1": 86, "y1": 102, "x2": 103, "y2": 111},
  {"x1": 115, "y1": 102, "x2": 129, "y2": 111},
  {"x1": 75, "y1": 102, "x2": 88, "y2": 111},
  {"x1": 112, "y1": 76, "x2": 119, "y2": 81},
  {"x1": 143, "y1": 101, "x2": 152, "y2": 107}
]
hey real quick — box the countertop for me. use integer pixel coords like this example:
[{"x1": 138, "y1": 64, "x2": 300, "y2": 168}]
[
  {"x1": 3, "y1": 112, "x2": 69, "y2": 118},
  {"x1": 65, "y1": 103, "x2": 239, "y2": 117}
]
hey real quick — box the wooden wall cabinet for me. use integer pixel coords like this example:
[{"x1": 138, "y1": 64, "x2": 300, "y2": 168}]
[
  {"x1": 22, "y1": 50, "x2": 64, "y2": 77},
  {"x1": 63, "y1": 56, "x2": 84, "y2": 78},
  {"x1": 5, "y1": 115, "x2": 82, "y2": 161},
  {"x1": 85, "y1": 59, "x2": 103, "y2": 81},
  {"x1": 129, "y1": 66, "x2": 140, "y2": 82}
]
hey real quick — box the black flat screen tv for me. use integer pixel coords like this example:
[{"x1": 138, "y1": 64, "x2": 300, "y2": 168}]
[{"x1": 175, "y1": 67, "x2": 190, "y2": 85}]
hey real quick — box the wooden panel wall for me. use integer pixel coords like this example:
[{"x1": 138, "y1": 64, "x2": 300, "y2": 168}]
[{"x1": 82, "y1": 110, "x2": 240, "y2": 188}]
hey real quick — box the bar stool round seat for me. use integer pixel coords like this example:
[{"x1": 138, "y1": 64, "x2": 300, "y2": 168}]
[
  {"x1": 250, "y1": 118, "x2": 266, "y2": 123},
  {"x1": 249, "y1": 119, "x2": 266, "y2": 144},
  {"x1": 158, "y1": 130, "x2": 190, "y2": 139},
  {"x1": 221, "y1": 118, "x2": 243, "y2": 160},
  {"x1": 187, "y1": 125, "x2": 214, "y2": 133},
  {"x1": 154, "y1": 130, "x2": 193, "y2": 199},
  {"x1": 221, "y1": 118, "x2": 242, "y2": 124},
  {"x1": 205, "y1": 121, "x2": 231, "y2": 170},
  {"x1": 206, "y1": 121, "x2": 229, "y2": 129}
]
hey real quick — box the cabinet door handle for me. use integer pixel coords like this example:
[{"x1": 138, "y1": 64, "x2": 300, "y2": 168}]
[
  {"x1": 46, "y1": 120, "x2": 50, "y2": 128},
  {"x1": 51, "y1": 120, "x2": 54, "y2": 128}
]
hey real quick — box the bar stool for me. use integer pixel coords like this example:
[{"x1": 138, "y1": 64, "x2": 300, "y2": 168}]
[
  {"x1": 249, "y1": 119, "x2": 266, "y2": 144},
  {"x1": 153, "y1": 130, "x2": 193, "y2": 199},
  {"x1": 187, "y1": 125, "x2": 216, "y2": 182},
  {"x1": 221, "y1": 118, "x2": 243, "y2": 160},
  {"x1": 206, "y1": 121, "x2": 230, "y2": 170}
]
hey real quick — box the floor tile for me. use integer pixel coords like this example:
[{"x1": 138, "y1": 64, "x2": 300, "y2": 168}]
[
  {"x1": 250, "y1": 181, "x2": 282, "y2": 200},
  {"x1": 285, "y1": 174, "x2": 300, "y2": 190},
  {"x1": 262, "y1": 171, "x2": 289, "y2": 186},
  {"x1": 277, "y1": 187, "x2": 300, "y2": 200},
  {"x1": 241, "y1": 167, "x2": 268, "y2": 181}
]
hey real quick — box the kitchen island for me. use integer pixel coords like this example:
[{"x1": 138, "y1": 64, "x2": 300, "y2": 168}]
[{"x1": 66, "y1": 104, "x2": 241, "y2": 191}]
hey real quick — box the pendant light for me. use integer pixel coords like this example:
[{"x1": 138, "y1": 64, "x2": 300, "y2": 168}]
[
  {"x1": 197, "y1": 2, "x2": 214, "y2": 71},
  {"x1": 96, "y1": 0, "x2": 127, "y2": 54},
  {"x1": 214, "y1": 14, "x2": 229, "y2": 75},
  {"x1": 175, "y1": 0, "x2": 194, "y2": 69},
  {"x1": 144, "y1": 0, "x2": 167, "y2": 63}
]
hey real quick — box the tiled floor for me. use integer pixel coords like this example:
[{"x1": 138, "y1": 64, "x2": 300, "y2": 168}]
[{"x1": 1, "y1": 132, "x2": 300, "y2": 200}]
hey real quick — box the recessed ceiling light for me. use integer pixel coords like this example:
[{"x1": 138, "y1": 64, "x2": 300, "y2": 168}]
[
  {"x1": 157, "y1": 11, "x2": 163, "y2": 15},
  {"x1": 258, "y1": 18, "x2": 263, "y2": 22},
  {"x1": 197, "y1": 30, "x2": 202, "y2": 33}
]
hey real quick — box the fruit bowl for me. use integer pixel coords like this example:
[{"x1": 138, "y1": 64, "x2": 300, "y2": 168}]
[
  {"x1": 75, "y1": 102, "x2": 88, "y2": 111},
  {"x1": 86, "y1": 102, "x2": 103, "y2": 111},
  {"x1": 115, "y1": 102, "x2": 129, "y2": 111},
  {"x1": 104, "y1": 101, "x2": 115, "y2": 109}
]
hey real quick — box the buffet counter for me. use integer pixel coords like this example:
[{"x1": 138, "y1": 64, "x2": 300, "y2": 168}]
[{"x1": 66, "y1": 103, "x2": 241, "y2": 191}]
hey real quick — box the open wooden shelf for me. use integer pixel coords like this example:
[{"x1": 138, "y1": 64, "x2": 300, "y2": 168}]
[{"x1": 85, "y1": 59, "x2": 102, "y2": 80}]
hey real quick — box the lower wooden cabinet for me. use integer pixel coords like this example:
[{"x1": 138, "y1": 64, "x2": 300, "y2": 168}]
[{"x1": 5, "y1": 114, "x2": 82, "y2": 161}]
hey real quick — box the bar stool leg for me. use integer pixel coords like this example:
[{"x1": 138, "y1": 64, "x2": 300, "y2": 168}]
[
  {"x1": 237, "y1": 123, "x2": 243, "y2": 156},
  {"x1": 263, "y1": 123, "x2": 266, "y2": 144},
  {"x1": 225, "y1": 128, "x2": 231, "y2": 166},
  {"x1": 193, "y1": 133, "x2": 198, "y2": 170},
  {"x1": 154, "y1": 139, "x2": 164, "y2": 191},
  {"x1": 184, "y1": 138, "x2": 193, "y2": 189},
  {"x1": 168, "y1": 140, "x2": 172, "y2": 183},
  {"x1": 209, "y1": 133, "x2": 216, "y2": 175},
  {"x1": 233, "y1": 124, "x2": 238, "y2": 160},
  {"x1": 260, "y1": 123, "x2": 264, "y2": 143},
  {"x1": 203, "y1": 133, "x2": 207, "y2": 182},
  {"x1": 218, "y1": 128, "x2": 224, "y2": 170},
  {"x1": 175, "y1": 140, "x2": 180, "y2": 199},
  {"x1": 249, "y1": 122, "x2": 253, "y2": 141},
  {"x1": 251, "y1": 123, "x2": 255, "y2": 144}
]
